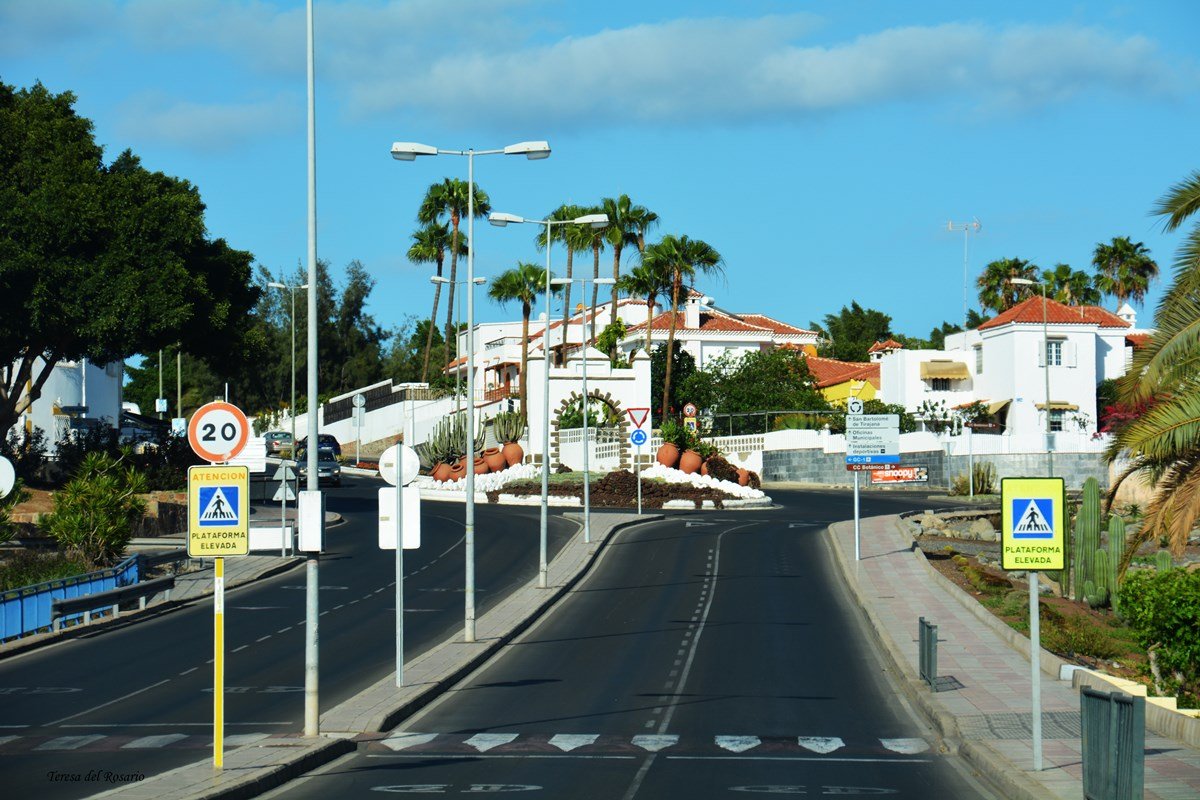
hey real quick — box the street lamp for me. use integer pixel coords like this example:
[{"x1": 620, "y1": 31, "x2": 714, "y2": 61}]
[
  {"x1": 947, "y1": 219, "x2": 982, "y2": 329},
  {"x1": 431, "y1": 276, "x2": 488, "y2": 412},
  {"x1": 268, "y1": 281, "x2": 310, "y2": 554},
  {"x1": 490, "y1": 211, "x2": 608, "y2": 587},
  {"x1": 1007, "y1": 277, "x2": 1052, "y2": 477},
  {"x1": 551, "y1": 275, "x2": 615, "y2": 546},
  {"x1": 392, "y1": 139, "x2": 550, "y2": 643}
]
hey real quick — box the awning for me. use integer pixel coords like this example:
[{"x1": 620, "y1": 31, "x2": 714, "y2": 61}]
[
  {"x1": 986, "y1": 399, "x2": 1011, "y2": 415},
  {"x1": 919, "y1": 360, "x2": 970, "y2": 380},
  {"x1": 1035, "y1": 401, "x2": 1080, "y2": 411}
]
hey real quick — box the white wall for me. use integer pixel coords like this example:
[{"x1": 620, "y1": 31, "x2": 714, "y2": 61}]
[{"x1": 9, "y1": 358, "x2": 123, "y2": 448}]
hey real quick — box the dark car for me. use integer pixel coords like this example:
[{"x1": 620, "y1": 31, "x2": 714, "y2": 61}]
[
  {"x1": 296, "y1": 434, "x2": 341, "y2": 457},
  {"x1": 297, "y1": 446, "x2": 342, "y2": 487},
  {"x1": 264, "y1": 431, "x2": 293, "y2": 455}
]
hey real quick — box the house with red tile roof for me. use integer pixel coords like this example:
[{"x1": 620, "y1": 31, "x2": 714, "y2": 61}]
[{"x1": 803, "y1": 356, "x2": 881, "y2": 404}]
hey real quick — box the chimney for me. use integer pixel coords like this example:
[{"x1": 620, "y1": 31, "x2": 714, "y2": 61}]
[{"x1": 685, "y1": 292, "x2": 700, "y2": 329}]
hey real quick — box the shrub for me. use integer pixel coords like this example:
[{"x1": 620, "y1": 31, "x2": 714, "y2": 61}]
[
  {"x1": 1042, "y1": 615, "x2": 1122, "y2": 663},
  {"x1": 0, "y1": 550, "x2": 92, "y2": 591},
  {"x1": 2, "y1": 428, "x2": 48, "y2": 484},
  {"x1": 1118, "y1": 568, "x2": 1200, "y2": 698},
  {"x1": 42, "y1": 452, "x2": 148, "y2": 567},
  {"x1": 0, "y1": 478, "x2": 30, "y2": 545},
  {"x1": 128, "y1": 432, "x2": 202, "y2": 491}
]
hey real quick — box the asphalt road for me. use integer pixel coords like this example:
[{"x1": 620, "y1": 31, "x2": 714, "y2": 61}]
[
  {"x1": 268, "y1": 489, "x2": 997, "y2": 800},
  {"x1": 0, "y1": 475, "x2": 576, "y2": 800}
]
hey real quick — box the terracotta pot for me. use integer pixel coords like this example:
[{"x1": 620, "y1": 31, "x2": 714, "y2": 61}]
[
  {"x1": 737, "y1": 468, "x2": 749, "y2": 486},
  {"x1": 473, "y1": 456, "x2": 489, "y2": 475},
  {"x1": 679, "y1": 449, "x2": 702, "y2": 475},
  {"x1": 431, "y1": 462, "x2": 453, "y2": 483},
  {"x1": 483, "y1": 447, "x2": 506, "y2": 473},
  {"x1": 700, "y1": 460, "x2": 709, "y2": 477},
  {"x1": 449, "y1": 462, "x2": 467, "y2": 482},
  {"x1": 502, "y1": 441, "x2": 524, "y2": 467},
  {"x1": 656, "y1": 443, "x2": 680, "y2": 468}
]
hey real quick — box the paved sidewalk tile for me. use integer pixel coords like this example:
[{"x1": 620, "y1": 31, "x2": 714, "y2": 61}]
[{"x1": 827, "y1": 514, "x2": 1200, "y2": 800}]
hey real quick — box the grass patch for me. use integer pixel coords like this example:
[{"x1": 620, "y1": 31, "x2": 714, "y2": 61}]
[{"x1": 0, "y1": 550, "x2": 91, "y2": 591}]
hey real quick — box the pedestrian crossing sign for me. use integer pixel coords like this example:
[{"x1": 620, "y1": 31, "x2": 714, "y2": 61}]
[
  {"x1": 188, "y1": 465, "x2": 249, "y2": 557},
  {"x1": 1000, "y1": 477, "x2": 1065, "y2": 571}
]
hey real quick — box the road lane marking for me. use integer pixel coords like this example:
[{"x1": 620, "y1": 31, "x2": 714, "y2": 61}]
[
  {"x1": 548, "y1": 733, "x2": 599, "y2": 751},
  {"x1": 0, "y1": 735, "x2": 20, "y2": 747},
  {"x1": 60, "y1": 722, "x2": 289, "y2": 727},
  {"x1": 716, "y1": 736, "x2": 761, "y2": 753},
  {"x1": 122, "y1": 733, "x2": 189, "y2": 749},
  {"x1": 380, "y1": 732, "x2": 440, "y2": 750},
  {"x1": 464, "y1": 733, "x2": 519, "y2": 752},
  {"x1": 232, "y1": 645, "x2": 248, "y2": 652},
  {"x1": 44, "y1": 679, "x2": 171, "y2": 726},
  {"x1": 34, "y1": 734, "x2": 105, "y2": 751},
  {"x1": 670, "y1": 755, "x2": 929, "y2": 763},
  {"x1": 277, "y1": 627, "x2": 291, "y2": 633},
  {"x1": 797, "y1": 737, "x2": 844, "y2": 754},
  {"x1": 256, "y1": 635, "x2": 272, "y2": 642},
  {"x1": 880, "y1": 738, "x2": 930, "y2": 754},
  {"x1": 631, "y1": 735, "x2": 678, "y2": 752}
]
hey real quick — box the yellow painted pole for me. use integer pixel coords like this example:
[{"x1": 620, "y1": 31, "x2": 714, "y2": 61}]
[{"x1": 214, "y1": 556, "x2": 225, "y2": 769}]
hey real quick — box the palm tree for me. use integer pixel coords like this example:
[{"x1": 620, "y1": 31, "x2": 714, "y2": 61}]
[
  {"x1": 1041, "y1": 263, "x2": 1101, "y2": 306},
  {"x1": 537, "y1": 204, "x2": 585, "y2": 365},
  {"x1": 617, "y1": 261, "x2": 671, "y2": 356},
  {"x1": 1093, "y1": 236, "x2": 1159, "y2": 307},
  {"x1": 1105, "y1": 170, "x2": 1200, "y2": 568},
  {"x1": 976, "y1": 258, "x2": 1040, "y2": 313},
  {"x1": 487, "y1": 262, "x2": 555, "y2": 421},
  {"x1": 418, "y1": 178, "x2": 491, "y2": 371},
  {"x1": 578, "y1": 205, "x2": 607, "y2": 341},
  {"x1": 601, "y1": 195, "x2": 656, "y2": 327},
  {"x1": 642, "y1": 235, "x2": 724, "y2": 418},
  {"x1": 407, "y1": 223, "x2": 464, "y2": 382}
]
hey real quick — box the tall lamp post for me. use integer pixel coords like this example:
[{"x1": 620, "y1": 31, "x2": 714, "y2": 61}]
[
  {"x1": 391, "y1": 139, "x2": 550, "y2": 642},
  {"x1": 550, "y1": 275, "x2": 615, "y2": 546},
  {"x1": 489, "y1": 211, "x2": 609, "y2": 587},
  {"x1": 268, "y1": 281, "x2": 310, "y2": 553},
  {"x1": 431, "y1": 276, "x2": 488, "y2": 412},
  {"x1": 947, "y1": 218, "x2": 982, "y2": 329}
]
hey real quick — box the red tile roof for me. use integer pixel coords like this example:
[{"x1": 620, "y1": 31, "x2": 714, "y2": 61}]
[
  {"x1": 626, "y1": 310, "x2": 772, "y2": 334},
  {"x1": 1126, "y1": 333, "x2": 1152, "y2": 349},
  {"x1": 977, "y1": 297, "x2": 1130, "y2": 330},
  {"x1": 736, "y1": 314, "x2": 817, "y2": 336},
  {"x1": 868, "y1": 338, "x2": 905, "y2": 353},
  {"x1": 803, "y1": 356, "x2": 881, "y2": 389}
]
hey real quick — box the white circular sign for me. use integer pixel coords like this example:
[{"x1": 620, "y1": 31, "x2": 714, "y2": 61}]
[
  {"x1": 187, "y1": 401, "x2": 250, "y2": 462},
  {"x1": 0, "y1": 456, "x2": 15, "y2": 499},
  {"x1": 379, "y1": 444, "x2": 420, "y2": 487},
  {"x1": 352, "y1": 393, "x2": 366, "y2": 409},
  {"x1": 847, "y1": 397, "x2": 864, "y2": 415}
]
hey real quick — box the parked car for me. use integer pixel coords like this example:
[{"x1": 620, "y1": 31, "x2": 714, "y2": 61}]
[
  {"x1": 264, "y1": 430, "x2": 293, "y2": 455},
  {"x1": 297, "y1": 447, "x2": 342, "y2": 487},
  {"x1": 296, "y1": 434, "x2": 341, "y2": 457}
]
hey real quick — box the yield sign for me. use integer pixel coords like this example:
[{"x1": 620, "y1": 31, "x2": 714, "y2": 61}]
[{"x1": 627, "y1": 407, "x2": 650, "y2": 430}]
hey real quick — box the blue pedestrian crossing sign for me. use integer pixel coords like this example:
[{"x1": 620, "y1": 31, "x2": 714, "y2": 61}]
[
  {"x1": 188, "y1": 465, "x2": 249, "y2": 557},
  {"x1": 1001, "y1": 477, "x2": 1065, "y2": 571}
]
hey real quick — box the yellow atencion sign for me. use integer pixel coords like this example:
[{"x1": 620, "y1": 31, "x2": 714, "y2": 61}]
[
  {"x1": 1001, "y1": 477, "x2": 1065, "y2": 571},
  {"x1": 188, "y1": 465, "x2": 249, "y2": 557}
]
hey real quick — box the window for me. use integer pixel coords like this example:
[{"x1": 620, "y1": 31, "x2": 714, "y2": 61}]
[
  {"x1": 930, "y1": 378, "x2": 951, "y2": 391},
  {"x1": 1049, "y1": 409, "x2": 1065, "y2": 432},
  {"x1": 1046, "y1": 340, "x2": 1063, "y2": 366},
  {"x1": 974, "y1": 346, "x2": 983, "y2": 374}
]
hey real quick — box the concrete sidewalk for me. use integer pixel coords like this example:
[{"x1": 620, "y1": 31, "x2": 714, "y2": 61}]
[
  {"x1": 96, "y1": 510, "x2": 663, "y2": 800},
  {"x1": 827, "y1": 513, "x2": 1200, "y2": 800}
]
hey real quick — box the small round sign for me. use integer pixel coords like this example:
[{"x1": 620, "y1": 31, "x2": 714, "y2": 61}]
[
  {"x1": 629, "y1": 429, "x2": 648, "y2": 447},
  {"x1": 682, "y1": 402, "x2": 698, "y2": 417},
  {"x1": 0, "y1": 455, "x2": 15, "y2": 499},
  {"x1": 379, "y1": 444, "x2": 420, "y2": 487},
  {"x1": 352, "y1": 393, "x2": 366, "y2": 409},
  {"x1": 847, "y1": 397, "x2": 864, "y2": 415},
  {"x1": 187, "y1": 401, "x2": 251, "y2": 463}
]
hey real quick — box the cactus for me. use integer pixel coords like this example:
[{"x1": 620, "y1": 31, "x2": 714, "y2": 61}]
[
  {"x1": 1082, "y1": 578, "x2": 1107, "y2": 609},
  {"x1": 492, "y1": 412, "x2": 527, "y2": 444},
  {"x1": 1072, "y1": 477, "x2": 1101, "y2": 601},
  {"x1": 1155, "y1": 550, "x2": 1173, "y2": 571},
  {"x1": 1106, "y1": 516, "x2": 1126, "y2": 612}
]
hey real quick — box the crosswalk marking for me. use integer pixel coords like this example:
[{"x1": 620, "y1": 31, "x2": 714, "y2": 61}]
[
  {"x1": 796, "y1": 736, "x2": 844, "y2": 754},
  {"x1": 122, "y1": 734, "x2": 189, "y2": 749},
  {"x1": 548, "y1": 734, "x2": 598, "y2": 752},
  {"x1": 631, "y1": 734, "x2": 678, "y2": 752},
  {"x1": 464, "y1": 733, "x2": 519, "y2": 752},
  {"x1": 880, "y1": 738, "x2": 930, "y2": 754},
  {"x1": 715, "y1": 735, "x2": 761, "y2": 753},
  {"x1": 34, "y1": 734, "x2": 105, "y2": 751},
  {"x1": 0, "y1": 736, "x2": 18, "y2": 748},
  {"x1": 381, "y1": 732, "x2": 440, "y2": 751}
]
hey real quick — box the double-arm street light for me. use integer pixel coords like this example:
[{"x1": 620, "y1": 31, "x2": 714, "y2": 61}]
[
  {"x1": 489, "y1": 211, "x2": 608, "y2": 587},
  {"x1": 431, "y1": 276, "x2": 488, "y2": 412},
  {"x1": 550, "y1": 275, "x2": 615, "y2": 546},
  {"x1": 391, "y1": 139, "x2": 550, "y2": 643}
]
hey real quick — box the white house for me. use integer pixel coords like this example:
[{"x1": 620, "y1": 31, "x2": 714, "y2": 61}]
[{"x1": 6, "y1": 357, "x2": 124, "y2": 448}]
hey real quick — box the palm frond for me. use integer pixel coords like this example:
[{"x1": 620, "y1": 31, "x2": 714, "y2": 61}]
[
  {"x1": 1110, "y1": 389, "x2": 1200, "y2": 464},
  {"x1": 1152, "y1": 170, "x2": 1200, "y2": 232}
]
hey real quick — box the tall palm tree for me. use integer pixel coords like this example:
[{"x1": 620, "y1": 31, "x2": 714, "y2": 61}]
[
  {"x1": 487, "y1": 262, "x2": 555, "y2": 421},
  {"x1": 976, "y1": 258, "x2": 1040, "y2": 313},
  {"x1": 617, "y1": 261, "x2": 671, "y2": 356},
  {"x1": 642, "y1": 235, "x2": 724, "y2": 418},
  {"x1": 1041, "y1": 263, "x2": 1101, "y2": 306},
  {"x1": 407, "y1": 223, "x2": 464, "y2": 382},
  {"x1": 418, "y1": 178, "x2": 490, "y2": 371},
  {"x1": 1105, "y1": 170, "x2": 1200, "y2": 569},
  {"x1": 537, "y1": 204, "x2": 585, "y2": 365},
  {"x1": 601, "y1": 195, "x2": 655, "y2": 327},
  {"x1": 1092, "y1": 236, "x2": 1159, "y2": 308},
  {"x1": 577, "y1": 205, "x2": 607, "y2": 341}
]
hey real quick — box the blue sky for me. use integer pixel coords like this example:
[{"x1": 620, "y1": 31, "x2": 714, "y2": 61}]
[{"x1": 4, "y1": 0, "x2": 1197, "y2": 345}]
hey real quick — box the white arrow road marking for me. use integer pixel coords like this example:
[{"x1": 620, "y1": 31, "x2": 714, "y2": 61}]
[
  {"x1": 880, "y1": 737, "x2": 929, "y2": 754},
  {"x1": 631, "y1": 734, "x2": 679, "y2": 752},
  {"x1": 35, "y1": 734, "x2": 105, "y2": 751},
  {"x1": 122, "y1": 733, "x2": 190, "y2": 749},
  {"x1": 464, "y1": 733, "x2": 519, "y2": 752},
  {"x1": 0, "y1": 736, "x2": 19, "y2": 748},
  {"x1": 715, "y1": 735, "x2": 761, "y2": 753},
  {"x1": 380, "y1": 732, "x2": 440, "y2": 751},
  {"x1": 222, "y1": 733, "x2": 270, "y2": 747},
  {"x1": 796, "y1": 736, "x2": 844, "y2": 754},
  {"x1": 548, "y1": 734, "x2": 598, "y2": 751}
]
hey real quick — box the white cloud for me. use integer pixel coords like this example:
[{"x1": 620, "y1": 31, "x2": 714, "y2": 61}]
[{"x1": 114, "y1": 93, "x2": 299, "y2": 150}]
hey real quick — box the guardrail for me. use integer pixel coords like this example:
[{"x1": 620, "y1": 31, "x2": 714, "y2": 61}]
[
  {"x1": 1081, "y1": 687, "x2": 1145, "y2": 800},
  {"x1": 51, "y1": 575, "x2": 176, "y2": 632},
  {"x1": 0, "y1": 554, "x2": 140, "y2": 642},
  {"x1": 918, "y1": 616, "x2": 938, "y2": 690}
]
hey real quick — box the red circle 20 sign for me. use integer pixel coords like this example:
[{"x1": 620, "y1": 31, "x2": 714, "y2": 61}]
[{"x1": 188, "y1": 401, "x2": 250, "y2": 463}]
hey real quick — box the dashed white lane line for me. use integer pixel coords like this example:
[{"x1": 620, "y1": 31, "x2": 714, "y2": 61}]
[
  {"x1": 232, "y1": 645, "x2": 248, "y2": 653},
  {"x1": 44, "y1": 679, "x2": 171, "y2": 726},
  {"x1": 122, "y1": 733, "x2": 189, "y2": 749},
  {"x1": 256, "y1": 635, "x2": 271, "y2": 642},
  {"x1": 179, "y1": 667, "x2": 198, "y2": 676},
  {"x1": 276, "y1": 627, "x2": 291, "y2": 634}
]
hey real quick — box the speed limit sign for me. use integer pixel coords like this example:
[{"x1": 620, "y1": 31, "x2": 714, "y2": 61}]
[{"x1": 188, "y1": 401, "x2": 251, "y2": 463}]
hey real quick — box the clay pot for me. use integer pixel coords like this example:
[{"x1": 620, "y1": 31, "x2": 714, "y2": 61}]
[
  {"x1": 656, "y1": 443, "x2": 680, "y2": 468},
  {"x1": 737, "y1": 468, "x2": 749, "y2": 487},
  {"x1": 679, "y1": 449, "x2": 702, "y2": 475},
  {"x1": 502, "y1": 441, "x2": 524, "y2": 467},
  {"x1": 473, "y1": 456, "x2": 489, "y2": 475},
  {"x1": 700, "y1": 460, "x2": 709, "y2": 477},
  {"x1": 431, "y1": 462, "x2": 453, "y2": 483},
  {"x1": 483, "y1": 447, "x2": 506, "y2": 473},
  {"x1": 449, "y1": 462, "x2": 467, "y2": 482}
]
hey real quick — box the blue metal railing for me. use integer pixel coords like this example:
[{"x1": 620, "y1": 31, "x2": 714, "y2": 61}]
[
  {"x1": 1081, "y1": 687, "x2": 1145, "y2": 800},
  {"x1": 0, "y1": 555, "x2": 140, "y2": 642}
]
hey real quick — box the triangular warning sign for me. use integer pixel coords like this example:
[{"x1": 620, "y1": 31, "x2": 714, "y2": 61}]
[
  {"x1": 627, "y1": 407, "x2": 650, "y2": 430},
  {"x1": 272, "y1": 484, "x2": 297, "y2": 502},
  {"x1": 1013, "y1": 499, "x2": 1052, "y2": 535},
  {"x1": 199, "y1": 487, "x2": 238, "y2": 523}
]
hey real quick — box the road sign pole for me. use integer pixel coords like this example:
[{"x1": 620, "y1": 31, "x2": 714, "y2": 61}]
[
  {"x1": 853, "y1": 470, "x2": 861, "y2": 561},
  {"x1": 636, "y1": 443, "x2": 642, "y2": 515},
  {"x1": 1030, "y1": 569, "x2": 1043, "y2": 771},
  {"x1": 395, "y1": 453, "x2": 404, "y2": 687},
  {"x1": 213, "y1": 556, "x2": 224, "y2": 769}
]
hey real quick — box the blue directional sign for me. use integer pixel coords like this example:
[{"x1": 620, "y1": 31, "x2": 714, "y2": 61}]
[
  {"x1": 630, "y1": 429, "x2": 648, "y2": 447},
  {"x1": 845, "y1": 454, "x2": 900, "y2": 465}
]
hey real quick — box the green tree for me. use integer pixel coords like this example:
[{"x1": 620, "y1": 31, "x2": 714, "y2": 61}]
[
  {"x1": 649, "y1": 344, "x2": 696, "y2": 424},
  {"x1": 408, "y1": 223, "x2": 464, "y2": 382},
  {"x1": 684, "y1": 349, "x2": 829, "y2": 435},
  {"x1": 1093, "y1": 236, "x2": 1159, "y2": 307},
  {"x1": 811, "y1": 302, "x2": 893, "y2": 362},
  {"x1": 1042, "y1": 263, "x2": 1101, "y2": 305},
  {"x1": 601, "y1": 195, "x2": 657, "y2": 327},
  {"x1": 642, "y1": 235, "x2": 724, "y2": 419},
  {"x1": 0, "y1": 81, "x2": 258, "y2": 435},
  {"x1": 488, "y1": 262, "x2": 556, "y2": 420},
  {"x1": 418, "y1": 178, "x2": 490, "y2": 370},
  {"x1": 617, "y1": 261, "x2": 672, "y2": 356},
  {"x1": 595, "y1": 318, "x2": 628, "y2": 365},
  {"x1": 537, "y1": 204, "x2": 587, "y2": 363},
  {"x1": 577, "y1": 205, "x2": 608, "y2": 340},
  {"x1": 976, "y1": 257, "x2": 1040, "y2": 313}
]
